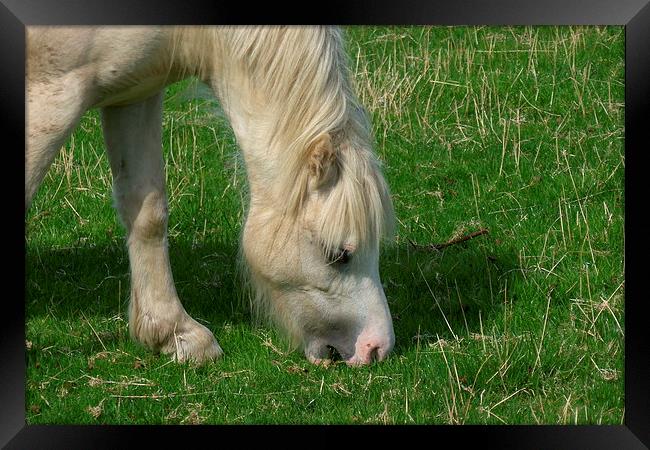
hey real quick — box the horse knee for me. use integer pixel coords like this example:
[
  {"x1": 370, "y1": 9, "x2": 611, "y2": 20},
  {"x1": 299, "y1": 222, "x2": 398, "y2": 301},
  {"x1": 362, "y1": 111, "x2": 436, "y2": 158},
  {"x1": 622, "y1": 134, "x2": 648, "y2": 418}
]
[
  {"x1": 133, "y1": 191, "x2": 168, "y2": 240},
  {"x1": 114, "y1": 186, "x2": 168, "y2": 241}
]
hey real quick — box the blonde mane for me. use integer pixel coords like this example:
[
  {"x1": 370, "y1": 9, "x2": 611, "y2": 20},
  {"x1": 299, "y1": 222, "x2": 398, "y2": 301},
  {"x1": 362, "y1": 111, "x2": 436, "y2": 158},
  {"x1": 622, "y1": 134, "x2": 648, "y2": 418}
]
[{"x1": 222, "y1": 28, "x2": 392, "y2": 244}]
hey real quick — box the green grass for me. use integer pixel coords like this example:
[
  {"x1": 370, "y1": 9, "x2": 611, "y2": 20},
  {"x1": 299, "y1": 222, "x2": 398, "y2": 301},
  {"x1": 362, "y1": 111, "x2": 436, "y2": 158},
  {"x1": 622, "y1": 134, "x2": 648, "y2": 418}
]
[{"x1": 25, "y1": 25, "x2": 624, "y2": 425}]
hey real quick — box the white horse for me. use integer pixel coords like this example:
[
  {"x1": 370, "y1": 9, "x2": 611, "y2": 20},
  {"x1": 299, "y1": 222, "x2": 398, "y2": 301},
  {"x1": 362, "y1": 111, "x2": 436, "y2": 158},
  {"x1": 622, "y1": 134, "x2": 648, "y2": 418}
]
[{"x1": 26, "y1": 26, "x2": 395, "y2": 366}]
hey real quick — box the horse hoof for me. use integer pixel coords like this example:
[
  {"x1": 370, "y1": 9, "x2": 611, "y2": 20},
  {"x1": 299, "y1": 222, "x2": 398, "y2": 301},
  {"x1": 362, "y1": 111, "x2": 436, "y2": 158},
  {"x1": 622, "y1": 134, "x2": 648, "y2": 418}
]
[{"x1": 164, "y1": 318, "x2": 224, "y2": 365}]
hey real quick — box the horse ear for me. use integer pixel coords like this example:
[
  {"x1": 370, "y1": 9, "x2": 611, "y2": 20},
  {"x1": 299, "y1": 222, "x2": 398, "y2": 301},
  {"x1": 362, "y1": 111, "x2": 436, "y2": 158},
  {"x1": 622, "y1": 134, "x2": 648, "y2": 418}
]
[{"x1": 308, "y1": 133, "x2": 338, "y2": 190}]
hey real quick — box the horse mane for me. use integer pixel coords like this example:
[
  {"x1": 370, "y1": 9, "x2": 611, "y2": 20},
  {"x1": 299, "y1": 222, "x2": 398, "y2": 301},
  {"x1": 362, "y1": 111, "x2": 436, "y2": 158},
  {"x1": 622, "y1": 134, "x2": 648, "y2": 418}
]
[{"x1": 215, "y1": 27, "x2": 393, "y2": 247}]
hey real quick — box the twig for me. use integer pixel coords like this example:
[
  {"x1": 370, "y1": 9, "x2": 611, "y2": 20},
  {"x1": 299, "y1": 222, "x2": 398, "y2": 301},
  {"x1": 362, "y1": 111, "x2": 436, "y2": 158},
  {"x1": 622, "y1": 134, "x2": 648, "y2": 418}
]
[
  {"x1": 81, "y1": 311, "x2": 107, "y2": 352},
  {"x1": 409, "y1": 228, "x2": 489, "y2": 251}
]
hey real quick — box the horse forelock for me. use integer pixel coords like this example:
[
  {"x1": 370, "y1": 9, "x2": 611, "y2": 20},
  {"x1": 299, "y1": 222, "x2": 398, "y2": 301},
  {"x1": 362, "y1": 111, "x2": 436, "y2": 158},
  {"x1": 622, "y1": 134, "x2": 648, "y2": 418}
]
[{"x1": 315, "y1": 131, "x2": 395, "y2": 256}]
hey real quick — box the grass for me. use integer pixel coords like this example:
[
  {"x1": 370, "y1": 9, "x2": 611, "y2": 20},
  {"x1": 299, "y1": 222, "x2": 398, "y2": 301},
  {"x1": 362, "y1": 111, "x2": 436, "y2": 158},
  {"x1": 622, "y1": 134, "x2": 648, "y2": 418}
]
[{"x1": 25, "y1": 25, "x2": 624, "y2": 425}]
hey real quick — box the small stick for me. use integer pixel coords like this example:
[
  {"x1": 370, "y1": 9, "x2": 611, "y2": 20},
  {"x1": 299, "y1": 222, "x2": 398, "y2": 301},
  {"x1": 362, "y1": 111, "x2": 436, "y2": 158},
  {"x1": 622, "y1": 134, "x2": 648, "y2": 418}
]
[
  {"x1": 81, "y1": 311, "x2": 107, "y2": 352},
  {"x1": 409, "y1": 228, "x2": 489, "y2": 251}
]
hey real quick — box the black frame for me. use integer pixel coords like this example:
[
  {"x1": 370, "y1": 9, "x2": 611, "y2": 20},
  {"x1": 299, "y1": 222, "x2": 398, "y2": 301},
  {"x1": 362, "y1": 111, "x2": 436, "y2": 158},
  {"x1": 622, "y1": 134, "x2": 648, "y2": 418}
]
[{"x1": 4, "y1": 0, "x2": 648, "y2": 448}]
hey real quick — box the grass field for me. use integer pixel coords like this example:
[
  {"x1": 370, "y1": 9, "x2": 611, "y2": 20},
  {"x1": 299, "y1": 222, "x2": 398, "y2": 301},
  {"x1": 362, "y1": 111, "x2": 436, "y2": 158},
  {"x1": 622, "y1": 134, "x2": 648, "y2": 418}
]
[{"x1": 25, "y1": 26, "x2": 625, "y2": 425}]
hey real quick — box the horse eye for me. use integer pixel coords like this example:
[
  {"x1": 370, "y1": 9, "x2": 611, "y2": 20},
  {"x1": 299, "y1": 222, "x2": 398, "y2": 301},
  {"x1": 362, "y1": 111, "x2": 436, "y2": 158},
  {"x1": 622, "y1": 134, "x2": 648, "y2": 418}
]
[{"x1": 327, "y1": 248, "x2": 352, "y2": 265}]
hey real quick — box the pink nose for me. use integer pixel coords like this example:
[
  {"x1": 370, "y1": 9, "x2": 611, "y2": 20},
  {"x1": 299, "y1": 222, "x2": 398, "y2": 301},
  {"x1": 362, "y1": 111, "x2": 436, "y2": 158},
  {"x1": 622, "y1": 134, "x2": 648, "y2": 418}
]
[{"x1": 346, "y1": 335, "x2": 394, "y2": 366}]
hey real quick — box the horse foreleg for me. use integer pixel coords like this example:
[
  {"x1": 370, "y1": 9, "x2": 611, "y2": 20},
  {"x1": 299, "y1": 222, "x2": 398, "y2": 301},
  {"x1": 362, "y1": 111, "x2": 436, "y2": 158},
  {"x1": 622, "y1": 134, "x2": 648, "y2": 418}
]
[{"x1": 101, "y1": 92, "x2": 222, "y2": 364}]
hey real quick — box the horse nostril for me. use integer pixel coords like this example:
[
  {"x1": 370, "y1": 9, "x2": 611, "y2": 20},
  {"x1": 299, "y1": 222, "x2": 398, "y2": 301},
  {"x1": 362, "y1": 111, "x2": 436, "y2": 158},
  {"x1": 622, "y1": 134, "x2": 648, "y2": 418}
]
[{"x1": 368, "y1": 345, "x2": 380, "y2": 363}]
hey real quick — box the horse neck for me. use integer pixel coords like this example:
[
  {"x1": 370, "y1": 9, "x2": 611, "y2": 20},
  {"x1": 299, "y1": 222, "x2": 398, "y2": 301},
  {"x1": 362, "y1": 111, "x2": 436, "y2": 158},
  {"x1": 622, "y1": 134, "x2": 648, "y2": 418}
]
[{"x1": 197, "y1": 27, "x2": 358, "y2": 213}]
